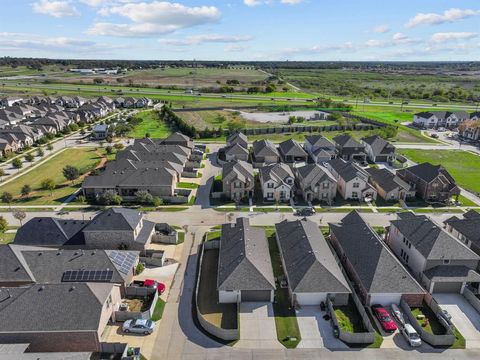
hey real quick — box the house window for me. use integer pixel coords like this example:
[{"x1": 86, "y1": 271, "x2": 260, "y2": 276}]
[
  {"x1": 443, "y1": 259, "x2": 450, "y2": 265},
  {"x1": 353, "y1": 183, "x2": 360, "y2": 188},
  {"x1": 352, "y1": 192, "x2": 358, "y2": 198},
  {"x1": 287, "y1": 179, "x2": 293, "y2": 185},
  {"x1": 323, "y1": 182, "x2": 329, "y2": 189},
  {"x1": 280, "y1": 191, "x2": 286, "y2": 199},
  {"x1": 267, "y1": 192, "x2": 274, "y2": 199},
  {"x1": 267, "y1": 183, "x2": 274, "y2": 188}
]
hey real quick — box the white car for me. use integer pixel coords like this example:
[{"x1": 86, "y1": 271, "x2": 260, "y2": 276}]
[
  {"x1": 391, "y1": 303, "x2": 405, "y2": 325},
  {"x1": 401, "y1": 324, "x2": 422, "y2": 347},
  {"x1": 122, "y1": 319, "x2": 156, "y2": 335}
]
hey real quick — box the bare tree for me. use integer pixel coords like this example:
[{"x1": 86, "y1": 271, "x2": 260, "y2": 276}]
[{"x1": 13, "y1": 211, "x2": 27, "y2": 226}]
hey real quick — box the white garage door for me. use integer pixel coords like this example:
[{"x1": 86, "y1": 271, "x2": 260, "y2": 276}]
[
  {"x1": 295, "y1": 292, "x2": 327, "y2": 306},
  {"x1": 370, "y1": 294, "x2": 402, "y2": 307}
]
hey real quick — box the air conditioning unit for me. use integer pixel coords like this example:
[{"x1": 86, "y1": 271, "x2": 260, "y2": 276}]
[{"x1": 119, "y1": 303, "x2": 128, "y2": 311}]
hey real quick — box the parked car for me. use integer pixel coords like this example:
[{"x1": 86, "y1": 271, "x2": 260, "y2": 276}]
[
  {"x1": 372, "y1": 304, "x2": 397, "y2": 332},
  {"x1": 123, "y1": 319, "x2": 156, "y2": 335},
  {"x1": 430, "y1": 133, "x2": 439, "y2": 139},
  {"x1": 143, "y1": 279, "x2": 166, "y2": 294},
  {"x1": 401, "y1": 323, "x2": 422, "y2": 347},
  {"x1": 391, "y1": 303, "x2": 405, "y2": 325},
  {"x1": 295, "y1": 207, "x2": 316, "y2": 217}
]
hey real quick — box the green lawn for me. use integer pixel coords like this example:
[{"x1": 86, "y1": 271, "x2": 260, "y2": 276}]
[
  {"x1": 411, "y1": 307, "x2": 446, "y2": 335},
  {"x1": 457, "y1": 194, "x2": 478, "y2": 207},
  {"x1": 127, "y1": 110, "x2": 172, "y2": 138},
  {"x1": 205, "y1": 230, "x2": 221, "y2": 241},
  {"x1": 151, "y1": 298, "x2": 166, "y2": 321},
  {"x1": 334, "y1": 304, "x2": 365, "y2": 333},
  {"x1": 399, "y1": 150, "x2": 480, "y2": 194},
  {"x1": 0, "y1": 148, "x2": 106, "y2": 205},
  {"x1": 0, "y1": 232, "x2": 15, "y2": 244},
  {"x1": 266, "y1": 229, "x2": 301, "y2": 348},
  {"x1": 176, "y1": 182, "x2": 199, "y2": 189}
]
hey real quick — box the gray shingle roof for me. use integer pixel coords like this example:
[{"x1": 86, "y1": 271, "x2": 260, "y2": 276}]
[
  {"x1": 224, "y1": 143, "x2": 249, "y2": 157},
  {"x1": 330, "y1": 211, "x2": 425, "y2": 295},
  {"x1": 0, "y1": 283, "x2": 112, "y2": 332},
  {"x1": 278, "y1": 139, "x2": 307, "y2": 157},
  {"x1": 14, "y1": 218, "x2": 87, "y2": 247},
  {"x1": 275, "y1": 219, "x2": 350, "y2": 294},
  {"x1": 398, "y1": 162, "x2": 456, "y2": 184},
  {"x1": 83, "y1": 208, "x2": 142, "y2": 232},
  {"x1": 391, "y1": 213, "x2": 479, "y2": 261},
  {"x1": 222, "y1": 160, "x2": 254, "y2": 183},
  {"x1": 252, "y1": 139, "x2": 279, "y2": 158},
  {"x1": 259, "y1": 163, "x2": 294, "y2": 184},
  {"x1": 0, "y1": 245, "x2": 35, "y2": 284},
  {"x1": 305, "y1": 135, "x2": 335, "y2": 150},
  {"x1": 444, "y1": 210, "x2": 480, "y2": 245},
  {"x1": 366, "y1": 168, "x2": 412, "y2": 193},
  {"x1": 361, "y1": 135, "x2": 395, "y2": 156},
  {"x1": 424, "y1": 265, "x2": 480, "y2": 283},
  {"x1": 327, "y1": 158, "x2": 366, "y2": 182},
  {"x1": 218, "y1": 218, "x2": 275, "y2": 291},
  {"x1": 333, "y1": 134, "x2": 364, "y2": 149}
]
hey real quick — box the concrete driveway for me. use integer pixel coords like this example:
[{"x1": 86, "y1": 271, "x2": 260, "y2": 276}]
[
  {"x1": 235, "y1": 302, "x2": 282, "y2": 349},
  {"x1": 296, "y1": 306, "x2": 348, "y2": 349},
  {"x1": 434, "y1": 293, "x2": 480, "y2": 349}
]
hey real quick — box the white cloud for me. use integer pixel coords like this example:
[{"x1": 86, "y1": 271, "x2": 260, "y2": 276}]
[
  {"x1": 79, "y1": 0, "x2": 109, "y2": 6},
  {"x1": 87, "y1": 1, "x2": 221, "y2": 37},
  {"x1": 159, "y1": 34, "x2": 253, "y2": 46},
  {"x1": 365, "y1": 32, "x2": 418, "y2": 48},
  {"x1": 280, "y1": 0, "x2": 304, "y2": 4},
  {"x1": 224, "y1": 45, "x2": 245, "y2": 52},
  {"x1": 405, "y1": 8, "x2": 480, "y2": 28},
  {"x1": 431, "y1": 32, "x2": 478, "y2": 43},
  {"x1": 372, "y1": 24, "x2": 390, "y2": 33},
  {"x1": 278, "y1": 42, "x2": 355, "y2": 57},
  {"x1": 243, "y1": 0, "x2": 303, "y2": 6},
  {"x1": 32, "y1": 0, "x2": 80, "y2": 17}
]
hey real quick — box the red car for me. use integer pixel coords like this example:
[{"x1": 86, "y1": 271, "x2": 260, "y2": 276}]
[
  {"x1": 372, "y1": 305, "x2": 397, "y2": 332},
  {"x1": 143, "y1": 279, "x2": 166, "y2": 295}
]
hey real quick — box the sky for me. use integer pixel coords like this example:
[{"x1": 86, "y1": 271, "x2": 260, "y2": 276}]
[{"x1": 0, "y1": 0, "x2": 479, "y2": 61}]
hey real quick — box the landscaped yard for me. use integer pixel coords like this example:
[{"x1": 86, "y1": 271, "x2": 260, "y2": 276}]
[
  {"x1": 198, "y1": 249, "x2": 238, "y2": 330},
  {"x1": 265, "y1": 228, "x2": 301, "y2": 348},
  {"x1": 127, "y1": 110, "x2": 172, "y2": 138},
  {"x1": 176, "y1": 182, "x2": 199, "y2": 189},
  {"x1": 0, "y1": 147, "x2": 107, "y2": 205},
  {"x1": 334, "y1": 302, "x2": 366, "y2": 333},
  {"x1": 399, "y1": 150, "x2": 480, "y2": 194},
  {"x1": 0, "y1": 232, "x2": 15, "y2": 244},
  {"x1": 151, "y1": 298, "x2": 166, "y2": 322},
  {"x1": 205, "y1": 230, "x2": 221, "y2": 241}
]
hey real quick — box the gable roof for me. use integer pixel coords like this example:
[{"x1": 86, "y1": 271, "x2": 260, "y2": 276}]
[
  {"x1": 0, "y1": 283, "x2": 113, "y2": 332},
  {"x1": 0, "y1": 245, "x2": 35, "y2": 284},
  {"x1": 259, "y1": 163, "x2": 294, "y2": 185},
  {"x1": 252, "y1": 139, "x2": 279, "y2": 158},
  {"x1": 361, "y1": 135, "x2": 395, "y2": 156},
  {"x1": 14, "y1": 218, "x2": 87, "y2": 247},
  {"x1": 366, "y1": 167, "x2": 412, "y2": 193},
  {"x1": 278, "y1": 139, "x2": 307, "y2": 157},
  {"x1": 446, "y1": 209, "x2": 480, "y2": 244},
  {"x1": 296, "y1": 164, "x2": 335, "y2": 188},
  {"x1": 222, "y1": 160, "x2": 254, "y2": 182},
  {"x1": 391, "y1": 213, "x2": 479, "y2": 261},
  {"x1": 398, "y1": 162, "x2": 457, "y2": 184},
  {"x1": 224, "y1": 143, "x2": 249, "y2": 157},
  {"x1": 218, "y1": 218, "x2": 275, "y2": 291},
  {"x1": 330, "y1": 211, "x2": 425, "y2": 295},
  {"x1": 227, "y1": 131, "x2": 248, "y2": 148},
  {"x1": 333, "y1": 134, "x2": 364, "y2": 149},
  {"x1": 83, "y1": 208, "x2": 142, "y2": 232},
  {"x1": 327, "y1": 158, "x2": 367, "y2": 182},
  {"x1": 275, "y1": 219, "x2": 350, "y2": 294},
  {"x1": 305, "y1": 135, "x2": 335, "y2": 150}
]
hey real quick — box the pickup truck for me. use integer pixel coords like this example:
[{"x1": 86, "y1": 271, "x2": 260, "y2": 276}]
[{"x1": 132, "y1": 279, "x2": 166, "y2": 294}]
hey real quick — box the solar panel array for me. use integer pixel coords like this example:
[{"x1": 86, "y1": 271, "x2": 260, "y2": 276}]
[
  {"x1": 62, "y1": 270, "x2": 114, "y2": 282},
  {"x1": 109, "y1": 251, "x2": 137, "y2": 275}
]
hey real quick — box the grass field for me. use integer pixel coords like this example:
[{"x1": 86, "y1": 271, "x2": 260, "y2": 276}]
[
  {"x1": 0, "y1": 147, "x2": 106, "y2": 205},
  {"x1": 399, "y1": 150, "x2": 480, "y2": 194},
  {"x1": 127, "y1": 110, "x2": 172, "y2": 138}
]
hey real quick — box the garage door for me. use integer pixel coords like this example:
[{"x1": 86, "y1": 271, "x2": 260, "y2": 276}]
[
  {"x1": 370, "y1": 294, "x2": 401, "y2": 306},
  {"x1": 241, "y1": 290, "x2": 271, "y2": 302},
  {"x1": 295, "y1": 292, "x2": 327, "y2": 306},
  {"x1": 432, "y1": 282, "x2": 462, "y2": 293}
]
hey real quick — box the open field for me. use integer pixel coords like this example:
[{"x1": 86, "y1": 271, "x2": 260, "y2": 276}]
[
  {"x1": 277, "y1": 68, "x2": 480, "y2": 103},
  {"x1": 399, "y1": 150, "x2": 480, "y2": 194},
  {"x1": 0, "y1": 147, "x2": 107, "y2": 205},
  {"x1": 127, "y1": 110, "x2": 172, "y2": 138}
]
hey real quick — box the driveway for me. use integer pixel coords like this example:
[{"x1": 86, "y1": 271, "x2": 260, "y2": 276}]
[
  {"x1": 296, "y1": 306, "x2": 348, "y2": 349},
  {"x1": 434, "y1": 293, "x2": 480, "y2": 349},
  {"x1": 235, "y1": 302, "x2": 282, "y2": 349}
]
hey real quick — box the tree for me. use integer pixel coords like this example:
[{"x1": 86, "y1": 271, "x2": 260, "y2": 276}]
[
  {"x1": 99, "y1": 190, "x2": 122, "y2": 205},
  {"x1": 25, "y1": 153, "x2": 34, "y2": 162},
  {"x1": 106, "y1": 135, "x2": 113, "y2": 143},
  {"x1": 105, "y1": 145, "x2": 114, "y2": 155},
  {"x1": 114, "y1": 143, "x2": 124, "y2": 150},
  {"x1": 47, "y1": 143, "x2": 54, "y2": 151},
  {"x1": 63, "y1": 165, "x2": 80, "y2": 184},
  {"x1": 41, "y1": 178, "x2": 55, "y2": 196},
  {"x1": 1, "y1": 192, "x2": 13, "y2": 204},
  {"x1": 13, "y1": 211, "x2": 26, "y2": 226},
  {"x1": 37, "y1": 148, "x2": 44, "y2": 157},
  {"x1": 135, "y1": 190, "x2": 153, "y2": 204},
  {"x1": 0, "y1": 168, "x2": 5, "y2": 181},
  {"x1": 152, "y1": 197, "x2": 163, "y2": 207},
  {"x1": 0, "y1": 216, "x2": 8, "y2": 233},
  {"x1": 21, "y1": 184, "x2": 31, "y2": 198},
  {"x1": 12, "y1": 158, "x2": 22, "y2": 169},
  {"x1": 145, "y1": 132, "x2": 151, "y2": 138}
]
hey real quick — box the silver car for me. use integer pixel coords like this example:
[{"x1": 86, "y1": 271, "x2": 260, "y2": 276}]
[{"x1": 122, "y1": 319, "x2": 156, "y2": 335}]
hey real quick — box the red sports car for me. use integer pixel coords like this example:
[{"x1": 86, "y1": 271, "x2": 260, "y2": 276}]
[
  {"x1": 372, "y1": 305, "x2": 397, "y2": 332},
  {"x1": 143, "y1": 279, "x2": 166, "y2": 294}
]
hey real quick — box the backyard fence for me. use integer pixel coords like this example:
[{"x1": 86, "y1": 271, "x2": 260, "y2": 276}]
[{"x1": 115, "y1": 290, "x2": 159, "y2": 322}]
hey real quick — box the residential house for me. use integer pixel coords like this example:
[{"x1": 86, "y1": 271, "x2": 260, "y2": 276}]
[
  {"x1": 259, "y1": 163, "x2": 295, "y2": 202},
  {"x1": 278, "y1": 139, "x2": 308, "y2": 165},
  {"x1": 252, "y1": 139, "x2": 279, "y2": 168},
  {"x1": 275, "y1": 218, "x2": 350, "y2": 306},
  {"x1": 222, "y1": 143, "x2": 249, "y2": 162},
  {"x1": 226, "y1": 131, "x2": 248, "y2": 149},
  {"x1": 295, "y1": 164, "x2": 337, "y2": 204},
  {"x1": 92, "y1": 124, "x2": 108, "y2": 140},
  {"x1": 329, "y1": 211, "x2": 425, "y2": 306},
  {"x1": 162, "y1": 132, "x2": 194, "y2": 149},
  {"x1": 222, "y1": 160, "x2": 254, "y2": 202},
  {"x1": 304, "y1": 135, "x2": 337, "y2": 163},
  {"x1": 333, "y1": 134, "x2": 366, "y2": 163},
  {"x1": 444, "y1": 210, "x2": 480, "y2": 256},
  {"x1": 471, "y1": 112, "x2": 480, "y2": 121},
  {"x1": 396, "y1": 162, "x2": 460, "y2": 203},
  {"x1": 326, "y1": 158, "x2": 377, "y2": 201},
  {"x1": 387, "y1": 212, "x2": 480, "y2": 293},
  {"x1": 0, "y1": 139, "x2": 14, "y2": 158},
  {"x1": 459, "y1": 120, "x2": 480, "y2": 142},
  {"x1": 361, "y1": 135, "x2": 396, "y2": 163},
  {"x1": 218, "y1": 218, "x2": 275, "y2": 303},
  {"x1": 413, "y1": 111, "x2": 469, "y2": 129},
  {"x1": 366, "y1": 168, "x2": 416, "y2": 202},
  {"x1": 0, "y1": 97, "x2": 23, "y2": 107}
]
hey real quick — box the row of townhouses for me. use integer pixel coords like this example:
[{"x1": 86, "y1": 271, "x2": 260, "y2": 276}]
[
  {"x1": 413, "y1": 111, "x2": 480, "y2": 129},
  {"x1": 220, "y1": 132, "x2": 459, "y2": 204}
]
